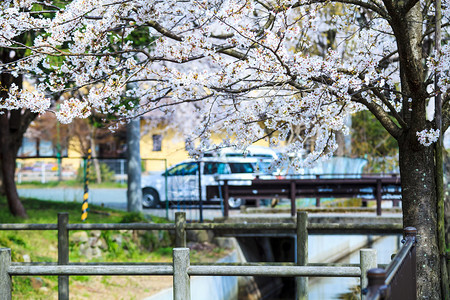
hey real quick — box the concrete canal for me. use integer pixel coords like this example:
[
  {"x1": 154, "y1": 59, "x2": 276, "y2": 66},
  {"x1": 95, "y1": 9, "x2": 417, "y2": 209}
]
[
  {"x1": 234, "y1": 234, "x2": 400, "y2": 300},
  {"x1": 308, "y1": 235, "x2": 401, "y2": 299}
]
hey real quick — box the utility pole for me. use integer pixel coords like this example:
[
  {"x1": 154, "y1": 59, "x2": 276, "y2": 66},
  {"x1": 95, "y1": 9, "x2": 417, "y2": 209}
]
[{"x1": 127, "y1": 118, "x2": 142, "y2": 212}]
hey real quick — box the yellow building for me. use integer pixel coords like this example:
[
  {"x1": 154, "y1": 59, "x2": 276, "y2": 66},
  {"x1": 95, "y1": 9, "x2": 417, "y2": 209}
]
[
  {"x1": 16, "y1": 116, "x2": 274, "y2": 182},
  {"x1": 140, "y1": 122, "x2": 274, "y2": 173}
]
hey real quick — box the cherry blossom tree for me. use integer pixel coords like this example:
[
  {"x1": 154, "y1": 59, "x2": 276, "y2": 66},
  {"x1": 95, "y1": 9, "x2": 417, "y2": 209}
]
[
  {"x1": 1, "y1": 0, "x2": 450, "y2": 297},
  {"x1": 0, "y1": 46, "x2": 39, "y2": 218}
]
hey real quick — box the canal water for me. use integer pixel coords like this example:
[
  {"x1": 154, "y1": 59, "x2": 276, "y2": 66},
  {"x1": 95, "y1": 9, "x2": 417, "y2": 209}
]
[{"x1": 308, "y1": 235, "x2": 402, "y2": 299}]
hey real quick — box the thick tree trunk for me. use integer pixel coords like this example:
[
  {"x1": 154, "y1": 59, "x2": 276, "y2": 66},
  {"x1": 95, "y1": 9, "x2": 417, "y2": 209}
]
[
  {"x1": 0, "y1": 113, "x2": 27, "y2": 218},
  {"x1": 444, "y1": 151, "x2": 450, "y2": 288},
  {"x1": 0, "y1": 159, "x2": 4, "y2": 195},
  {"x1": 399, "y1": 132, "x2": 441, "y2": 299},
  {"x1": 0, "y1": 49, "x2": 36, "y2": 218}
]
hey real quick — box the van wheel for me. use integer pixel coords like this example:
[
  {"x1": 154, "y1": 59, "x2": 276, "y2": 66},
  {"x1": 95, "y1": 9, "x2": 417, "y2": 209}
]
[
  {"x1": 142, "y1": 188, "x2": 160, "y2": 208},
  {"x1": 228, "y1": 197, "x2": 244, "y2": 209}
]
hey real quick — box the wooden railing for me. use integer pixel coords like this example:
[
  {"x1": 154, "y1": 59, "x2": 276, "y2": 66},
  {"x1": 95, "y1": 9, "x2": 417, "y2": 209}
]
[{"x1": 0, "y1": 212, "x2": 405, "y2": 300}]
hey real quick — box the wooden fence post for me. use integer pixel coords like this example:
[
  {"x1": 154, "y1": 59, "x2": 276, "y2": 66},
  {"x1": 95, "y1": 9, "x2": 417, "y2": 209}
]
[
  {"x1": 175, "y1": 212, "x2": 186, "y2": 248},
  {"x1": 173, "y1": 248, "x2": 190, "y2": 300},
  {"x1": 58, "y1": 213, "x2": 69, "y2": 300},
  {"x1": 0, "y1": 248, "x2": 11, "y2": 300},
  {"x1": 296, "y1": 211, "x2": 308, "y2": 300},
  {"x1": 360, "y1": 249, "x2": 377, "y2": 299}
]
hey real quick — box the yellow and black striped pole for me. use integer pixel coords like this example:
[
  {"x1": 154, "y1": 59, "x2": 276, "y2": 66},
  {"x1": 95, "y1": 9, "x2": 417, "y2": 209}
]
[{"x1": 81, "y1": 148, "x2": 92, "y2": 222}]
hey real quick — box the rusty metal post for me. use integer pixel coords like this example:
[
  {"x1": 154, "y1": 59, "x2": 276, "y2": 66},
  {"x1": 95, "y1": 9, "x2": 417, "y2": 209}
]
[
  {"x1": 376, "y1": 179, "x2": 382, "y2": 216},
  {"x1": 296, "y1": 211, "x2": 308, "y2": 300},
  {"x1": 175, "y1": 212, "x2": 186, "y2": 248},
  {"x1": 58, "y1": 213, "x2": 69, "y2": 300},
  {"x1": 223, "y1": 180, "x2": 229, "y2": 218},
  {"x1": 0, "y1": 248, "x2": 11, "y2": 300},
  {"x1": 404, "y1": 227, "x2": 417, "y2": 299},
  {"x1": 290, "y1": 181, "x2": 296, "y2": 217},
  {"x1": 404, "y1": 227, "x2": 417, "y2": 240},
  {"x1": 366, "y1": 268, "x2": 387, "y2": 299}
]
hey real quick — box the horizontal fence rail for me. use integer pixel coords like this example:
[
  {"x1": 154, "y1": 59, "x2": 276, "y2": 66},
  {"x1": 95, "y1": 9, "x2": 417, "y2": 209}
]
[
  {"x1": 0, "y1": 211, "x2": 407, "y2": 300},
  {"x1": 6, "y1": 263, "x2": 362, "y2": 277},
  {"x1": 0, "y1": 224, "x2": 58, "y2": 230},
  {"x1": 0, "y1": 221, "x2": 403, "y2": 235},
  {"x1": 187, "y1": 265, "x2": 361, "y2": 277},
  {"x1": 9, "y1": 265, "x2": 174, "y2": 276}
]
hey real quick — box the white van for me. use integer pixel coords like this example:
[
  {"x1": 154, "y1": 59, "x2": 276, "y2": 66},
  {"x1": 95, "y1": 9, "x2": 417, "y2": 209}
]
[
  {"x1": 141, "y1": 157, "x2": 259, "y2": 209},
  {"x1": 204, "y1": 146, "x2": 280, "y2": 175}
]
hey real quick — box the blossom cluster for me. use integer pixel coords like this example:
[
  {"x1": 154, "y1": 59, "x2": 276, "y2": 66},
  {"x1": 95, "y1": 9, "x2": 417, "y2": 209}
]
[
  {"x1": 0, "y1": 0, "x2": 448, "y2": 164},
  {"x1": 416, "y1": 129, "x2": 440, "y2": 147},
  {"x1": 0, "y1": 83, "x2": 50, "y2": 114}
]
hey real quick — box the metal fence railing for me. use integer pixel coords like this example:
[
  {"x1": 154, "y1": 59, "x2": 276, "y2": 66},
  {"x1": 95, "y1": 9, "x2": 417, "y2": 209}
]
[
  {"x1": 218, "y1": 175, "x2": 402, "y2": 217},
  {"x1": 15, "y1": 157, "x2": 167, "y2": 184},
  {"x1": 365, "y1": 227, "x2": 417, "y2": 300},
  {"x1": 0, "y1": 212, "x2": 410, "y2": 300}
]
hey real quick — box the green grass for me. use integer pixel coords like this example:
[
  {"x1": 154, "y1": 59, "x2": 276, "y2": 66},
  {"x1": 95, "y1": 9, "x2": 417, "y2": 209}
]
[
  {"x1": 0, "y1": 196, "x2": 124, "y2": 224},
  {"x1": 0, "y1": 195, "x2": 170, "y2": 298},
  {"x1": 0, "y1": 195, "x2": 228, "y2": 299}
]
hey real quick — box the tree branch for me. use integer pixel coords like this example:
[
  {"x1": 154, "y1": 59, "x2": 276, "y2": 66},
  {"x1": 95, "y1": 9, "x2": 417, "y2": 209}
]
[
  {"x1": 292, "y1": 0, "x2": 389, "y2": 19},
  {"x1": 353, "y1": 93, "x2": 403, "y2": 139},
  {"x1": 146, "y1": 20, "x2": 183, "y2": 42}
]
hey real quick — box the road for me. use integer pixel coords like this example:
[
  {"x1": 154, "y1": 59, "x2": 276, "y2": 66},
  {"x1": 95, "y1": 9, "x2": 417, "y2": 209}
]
[
  {"x1": 17, "y1": 188, "x2": 232, "y2": 221},
  {"x1": 18, "y1": 188, "x2": 128, "y2": 209}
]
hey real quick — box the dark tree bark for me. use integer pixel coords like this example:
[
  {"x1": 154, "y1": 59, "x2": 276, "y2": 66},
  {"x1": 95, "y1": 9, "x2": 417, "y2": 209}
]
[
  {"x1": 398, "y1": 131, "x2": 441, "y2": 299},
  {"x1": 0, "y1": 160, "x2": 4, "y2": 195},
  {"x1": 0, "y1": 49, "x2": 37, "y2": 218},
  {"x1": 369, "y1": 1, "x2": 447, "y2": 297}
]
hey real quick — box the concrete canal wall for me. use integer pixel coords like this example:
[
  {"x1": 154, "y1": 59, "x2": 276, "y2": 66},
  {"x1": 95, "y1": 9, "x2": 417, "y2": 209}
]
[{"x1": 309, "y1": 235, "x2": 371, "y2": 263}]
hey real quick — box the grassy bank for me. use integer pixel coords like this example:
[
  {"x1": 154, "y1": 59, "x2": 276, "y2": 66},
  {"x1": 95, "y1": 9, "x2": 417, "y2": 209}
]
[{"x1": 0, "y1": 196, "x2": 227, "y2": 299}]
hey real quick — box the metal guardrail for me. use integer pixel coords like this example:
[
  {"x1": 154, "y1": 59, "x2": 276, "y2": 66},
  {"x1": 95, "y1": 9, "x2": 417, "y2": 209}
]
[
  {"x1": 0, "y1": 212, "x2": 406, "y2": 300},
  {"x1": 216, "y1": 176, "x2": 401, "y2": 217},
  {"x1": 365, "y1": 227, "x2": 417, "y2": 300}
]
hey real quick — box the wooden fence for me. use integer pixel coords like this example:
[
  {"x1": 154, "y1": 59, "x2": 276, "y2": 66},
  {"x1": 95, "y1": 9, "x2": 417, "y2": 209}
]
[{"x1": 0, "y1": 212, "x2": 412, "y2": 300}]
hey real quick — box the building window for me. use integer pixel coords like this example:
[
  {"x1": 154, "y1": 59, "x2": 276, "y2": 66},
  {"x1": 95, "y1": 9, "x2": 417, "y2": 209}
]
[
  {"x1": 17, "y1": 137, "x2": 68, "y2": 157},
  {"x1": 152, "y1": 134, "x2": 162, "y2": 151}
]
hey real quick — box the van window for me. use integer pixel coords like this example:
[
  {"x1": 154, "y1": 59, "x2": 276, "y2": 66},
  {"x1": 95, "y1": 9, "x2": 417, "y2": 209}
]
[
  {"x1": 229, "y1": 163, "x2": 254, "y2": 173},
  {"x1": 225, "y1": 153, "x2": 244, "y2": 157},
  {"x1": 204, "y1": 162, "x2": 229, "y2": 175},
  {"x1": 167, "y1": 163, "x2": 198, "y2": 176}
]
